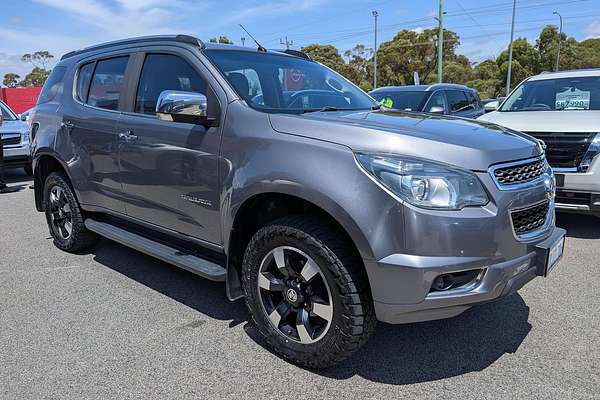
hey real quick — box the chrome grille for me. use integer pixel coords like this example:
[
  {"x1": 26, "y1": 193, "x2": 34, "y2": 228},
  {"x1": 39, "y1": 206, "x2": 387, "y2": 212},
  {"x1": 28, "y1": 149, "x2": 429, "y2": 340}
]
[
  {"x1": 1, "y1": 134, "x2": 21, "y2": 146},
  {"x1": 523, "y1": 132, "x2": 594, "y2": 169},
  {"x1": 492, "y1": 158, "x2": 546, "y2": 187},
  {"x1": 511, "y1": 201, "x2": 550, "y2": 236}
]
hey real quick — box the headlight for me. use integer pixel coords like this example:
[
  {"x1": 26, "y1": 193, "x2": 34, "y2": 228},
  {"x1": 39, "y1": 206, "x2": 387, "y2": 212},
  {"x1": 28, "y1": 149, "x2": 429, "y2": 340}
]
[{"x1": 355, "y1": 153, "x2": 489, "y2": 210}]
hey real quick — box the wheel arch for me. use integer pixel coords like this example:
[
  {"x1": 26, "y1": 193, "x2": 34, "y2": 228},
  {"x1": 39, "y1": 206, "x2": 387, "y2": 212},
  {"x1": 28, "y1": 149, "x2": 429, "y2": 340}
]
[
  {"x1": 224, "y1": 189, "x2": 374, "y2": 301},
  {"x1": 33, "y1": 152, "x2": 74, "y2": 211}
]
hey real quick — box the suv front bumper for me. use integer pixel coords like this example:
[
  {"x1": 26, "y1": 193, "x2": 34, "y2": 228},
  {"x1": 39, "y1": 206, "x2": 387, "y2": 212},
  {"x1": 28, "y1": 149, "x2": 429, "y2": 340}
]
[
  {"x1": 554, "y1": 156, "x2": 600, "y2": 217},
  {"x1": 372, "y1": 226, "x2": 566, "y2": 324}
]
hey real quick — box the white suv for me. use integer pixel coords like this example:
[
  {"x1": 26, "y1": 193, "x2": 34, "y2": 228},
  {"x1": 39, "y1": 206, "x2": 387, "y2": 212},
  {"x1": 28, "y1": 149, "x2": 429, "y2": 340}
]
[
  {"x1": 479, "y1": 69, "x2": 600, "y2": 218},
  {"x1": 1, "y1": 100, "x2": 32, "y2": 175}
]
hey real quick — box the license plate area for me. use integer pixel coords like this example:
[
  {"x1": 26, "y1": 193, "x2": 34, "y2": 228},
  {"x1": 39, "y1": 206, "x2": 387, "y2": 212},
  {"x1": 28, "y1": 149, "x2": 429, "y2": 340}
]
[{"x1": 535, "y1": 232, "x2": 566, "y2": 277}]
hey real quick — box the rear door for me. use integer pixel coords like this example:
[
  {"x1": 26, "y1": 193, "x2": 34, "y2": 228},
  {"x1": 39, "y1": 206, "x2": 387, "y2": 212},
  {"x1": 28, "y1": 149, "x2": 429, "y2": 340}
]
[
  {"x1": 116, "y1": 49, "x2": 223, "y2": 244},
  {"x1": 60, "y1": 55, "x2": 132, "y2": 214}
]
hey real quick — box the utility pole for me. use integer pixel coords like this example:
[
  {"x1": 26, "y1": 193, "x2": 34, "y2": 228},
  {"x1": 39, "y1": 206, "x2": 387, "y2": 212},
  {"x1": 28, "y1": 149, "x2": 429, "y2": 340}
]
[
  {"x1": 506, "y1": 0, "x2": 517, "y2": 96},
  {"x1": 241, "y1": 37, "x2": 246, "y2": 47},
  {"x1": 553, "y1": 11, "x2": 563, "y2": 72},
  {"x1": 372, "y1": 10, "x2": 379, "y2": 89},
  {"x1": 435, "y1": 0, "x2": 444, "y2": 83},
  {"x1": 280, "y1": 36, "x2": 293, "y2": 50}
]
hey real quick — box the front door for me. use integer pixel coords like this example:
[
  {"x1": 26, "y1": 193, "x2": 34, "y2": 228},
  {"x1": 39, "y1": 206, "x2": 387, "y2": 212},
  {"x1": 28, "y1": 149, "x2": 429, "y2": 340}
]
[{"x1": 117, "y1": 52, "x2": 222, "y2": 244}]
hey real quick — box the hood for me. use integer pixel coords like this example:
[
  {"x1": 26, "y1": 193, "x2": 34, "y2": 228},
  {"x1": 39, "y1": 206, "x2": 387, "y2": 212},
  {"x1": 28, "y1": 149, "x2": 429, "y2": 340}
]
[
  {"x1": 0, "y1": 119, "x2": 29, "y2": 134},
  {"x1": 269, "y1": 110, "x2": 541, "y2": 171},
  {"x1": 478, "y1": 110, "x2": 600, "y2": 133}
]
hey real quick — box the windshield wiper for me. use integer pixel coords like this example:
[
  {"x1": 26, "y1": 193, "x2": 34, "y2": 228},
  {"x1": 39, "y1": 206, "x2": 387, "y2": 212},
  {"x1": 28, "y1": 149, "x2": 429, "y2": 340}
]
[{"x1": 302, "y1": 106, "x2": 339, "y2": 113}]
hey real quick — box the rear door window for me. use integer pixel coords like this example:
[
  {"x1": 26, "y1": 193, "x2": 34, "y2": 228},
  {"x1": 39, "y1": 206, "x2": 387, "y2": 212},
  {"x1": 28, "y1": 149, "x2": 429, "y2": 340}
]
[
  {"x1": 87, "y1": 56, "x2": 129, "y2": 111},
  {"x1": 76, "y1": 62, "x2": 95, "y2": 102},
  {"x1": 135, "y1": 54, "x2": 206, "y2": 115},
  {"x1": 445, "y1": 90, "x2": 470, "y2": 113}
]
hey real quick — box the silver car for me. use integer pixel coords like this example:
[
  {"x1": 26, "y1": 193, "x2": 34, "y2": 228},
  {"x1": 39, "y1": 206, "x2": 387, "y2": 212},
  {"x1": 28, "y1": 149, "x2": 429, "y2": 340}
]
[
  {"x1": 31, "y1": 36, "x2": 566, "y2": 368},
  {"x1": 479, "y1": 69, "x2": 600, "y2": 218},
  {"x1": 1, "y1": 100, "x2": 32, "y2": 175}
]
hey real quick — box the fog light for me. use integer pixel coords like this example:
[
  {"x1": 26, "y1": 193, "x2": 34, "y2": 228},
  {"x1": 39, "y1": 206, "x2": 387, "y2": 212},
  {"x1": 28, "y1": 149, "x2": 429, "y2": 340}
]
[{"x1": 430, "y1": 269, "x2": 484, "y2": 292}]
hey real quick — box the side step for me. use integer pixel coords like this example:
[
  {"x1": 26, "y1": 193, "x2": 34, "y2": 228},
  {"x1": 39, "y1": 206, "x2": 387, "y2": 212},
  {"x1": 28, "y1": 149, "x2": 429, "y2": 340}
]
[{"x1": 85, "y1": 219, "x2": 226, "y2": 281}]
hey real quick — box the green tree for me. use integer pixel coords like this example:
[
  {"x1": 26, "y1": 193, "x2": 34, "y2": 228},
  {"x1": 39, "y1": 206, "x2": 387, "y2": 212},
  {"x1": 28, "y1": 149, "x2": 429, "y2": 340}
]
[
  {"x1": 573, "y1": 38, "x2": 600, "y2": 69},
  {"x1": 343, "y1": 44, "x2": 373, "y2": 91},
  {"x1": 21, "y1": 50, "x2": 54, "y2": 69},
  {"x1": 536, "y1": 25, "x2": 579, "y2": 72},
  {"x1": 209, "y1": 36, "x2": 233, "y2": 44},
  {"x1": 3, "y1": 73, "x2": 20, "y2": 88},
  {"x1": 496, "y1": 38, "x2": 540, "y2": 87},
  {"x1": 301, "y1": 44, "x2": 347, "y2": 74},
  {"x1": 19, "y1": 67, "x2": 51, "y2": 87},
  {"x1": 376, "y1": 29, "x2": 460, "y2": 86},
  {"x1": 467, "y1": 60, "x2": 503, "y2": 98}
]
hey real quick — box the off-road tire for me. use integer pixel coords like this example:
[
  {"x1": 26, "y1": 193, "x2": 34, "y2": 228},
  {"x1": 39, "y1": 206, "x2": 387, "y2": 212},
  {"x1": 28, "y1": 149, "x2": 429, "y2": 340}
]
[
  {"x1": 43, "y1": 171, "x2": 96, "y2": 252},
  {"x1": 242, "y1": 215, "x2": 376, "y2": 369}
]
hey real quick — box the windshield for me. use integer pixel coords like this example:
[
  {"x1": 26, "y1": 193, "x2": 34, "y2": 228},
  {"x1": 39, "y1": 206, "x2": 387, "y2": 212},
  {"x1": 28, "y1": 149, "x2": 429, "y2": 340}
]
[
  {"x1": 204, "y1": 50, "x2": 377, "y2": 114},
  {"x1": 0, "y1": 102, "x2": 17, "y2": 121},
  {"x1": 370, "y1": 91, "x2": 428, "y2": 111},
  {"x1": 501, "y1": 76, "x2": 600, "y2": 112}
]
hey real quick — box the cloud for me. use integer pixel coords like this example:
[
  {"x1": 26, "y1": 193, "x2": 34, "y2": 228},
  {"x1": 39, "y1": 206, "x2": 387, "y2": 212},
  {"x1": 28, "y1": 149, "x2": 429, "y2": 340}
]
[
  {"x1": 215, "y1": 0, "x2": 323, "y2": 28},
  {"x1": 585, "y1": 21, "x2": 600, "y2": 38}
]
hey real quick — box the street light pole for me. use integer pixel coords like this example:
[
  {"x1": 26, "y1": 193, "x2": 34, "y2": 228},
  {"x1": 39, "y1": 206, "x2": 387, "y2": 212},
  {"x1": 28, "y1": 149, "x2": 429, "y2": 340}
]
[
  {"x1": 372, "y1": 10, "x2": 378, "y2": 89},
  {"x1": 553, "y1": 11, "x2": 563, "y2": 72},
  {"x1": 436, "y1": 0, "x2": 444, "y2": 83},
  {"x1": 506, "y1": 0, "x2": 517, "y2": 97}
]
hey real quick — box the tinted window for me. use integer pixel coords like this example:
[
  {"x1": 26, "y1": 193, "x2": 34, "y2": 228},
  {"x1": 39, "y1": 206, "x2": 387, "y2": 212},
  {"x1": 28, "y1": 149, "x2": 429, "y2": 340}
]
[
  {"x1": 501, "y1": 76, "x2": 600, "y2": 112},
  {"x1": 424, "y1": 91, "x2": 447, "y2": 112},
  {"x1": 370, "y1": 91, "x2": 428, "y2": 111},
  {"x1": 37, "y1": 66, "x2": 67, "y2": 105},
  {"x1": 135, "y1": 54, "x2": 206, "y2": 115},
  {"x1": 88, "y1": 57, "x2": 129, "y2": 110},
  {"x1": 465, "y1": 90, "x2": 481, "y2": 109},
  {"x1": 205, "y1": 50, "x2": 376, "y2": 114},
  {"x1": 0, "y1": 102, "x2": 17, "y2": 120},
  {"x1": 446, "y1": 90, "x2": 469, "y2": 112},
  {"x1": 77, "y1": 62, "x2": 94, "y2": 102}
]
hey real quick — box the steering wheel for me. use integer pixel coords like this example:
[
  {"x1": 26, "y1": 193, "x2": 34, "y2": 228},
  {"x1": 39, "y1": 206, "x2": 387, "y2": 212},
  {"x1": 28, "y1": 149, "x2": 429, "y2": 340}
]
[{"x1": 285, "y1": 90, "x2": 337, "y2": 108}]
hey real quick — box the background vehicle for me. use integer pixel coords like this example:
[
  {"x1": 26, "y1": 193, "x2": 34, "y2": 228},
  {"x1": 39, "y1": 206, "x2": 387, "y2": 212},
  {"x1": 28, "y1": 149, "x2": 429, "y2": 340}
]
[
  {"x1": 479, "y1": 69, "x2": 600, "y2": 218},
  {"x1": 31, "y1": 35, "x2": 564, "y2": 369},
  {"x1": 0, "y1": 100, "x2": 32, "y2": 175},
  {"x1": 369, "y1": 84, "x2": 485, "y2": 118}
]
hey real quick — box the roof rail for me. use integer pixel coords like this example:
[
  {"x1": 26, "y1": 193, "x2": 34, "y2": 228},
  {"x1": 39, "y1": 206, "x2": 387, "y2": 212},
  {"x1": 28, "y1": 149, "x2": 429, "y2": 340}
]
[
  {"x1": 60, "y1": 35, "x2": 205, "y2": 61},
  {"x1": 268, "y1": 48, "x2": 312, "y2": 61}
]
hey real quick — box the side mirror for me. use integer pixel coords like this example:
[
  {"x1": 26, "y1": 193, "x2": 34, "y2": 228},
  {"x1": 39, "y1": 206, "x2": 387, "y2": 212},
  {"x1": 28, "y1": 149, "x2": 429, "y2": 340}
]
[
  {"x1": 484, "y1": 100, "x2": 499, "y2": 112},
  {"x1": 428, "y1": 106, "x2": 445, "y2": 114},
  {"x1": 20, "y1": 114, "x2": 28, "y2": 122},
  {"x1": 156, "y1": 90, "x2": 215, "y2": 125}
]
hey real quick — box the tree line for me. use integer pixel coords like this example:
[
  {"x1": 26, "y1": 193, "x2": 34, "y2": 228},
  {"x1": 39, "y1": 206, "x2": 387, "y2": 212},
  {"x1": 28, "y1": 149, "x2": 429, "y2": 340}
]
[
  {"x1": 301, "y1": 25, "x2": 600, "y2": 98},
  {"x1": 4, "y1": 26, "x2": 599, "y2": 99}
]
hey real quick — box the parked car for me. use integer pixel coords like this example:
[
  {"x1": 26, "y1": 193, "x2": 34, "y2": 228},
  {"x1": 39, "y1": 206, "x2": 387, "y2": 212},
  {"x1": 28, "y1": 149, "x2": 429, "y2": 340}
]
[
  {"x1": 478, "y1": 69, "x2": 600, "y2": 218},
  {"x1": 31, "y1": 35, "x2": 565, "y2": 369},
  {"x1": 369, "y1": 84, "x2": 485, "y2": 119},
  {"x1": 0, "y1": 100, "x2": 32, "y2": 175}
]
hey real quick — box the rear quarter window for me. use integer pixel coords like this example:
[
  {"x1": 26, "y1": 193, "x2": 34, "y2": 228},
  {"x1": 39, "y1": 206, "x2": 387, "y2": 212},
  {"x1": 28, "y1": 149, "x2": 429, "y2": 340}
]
[{"x1": 37, "y1": 66, "x2": 67, "y2": 105}]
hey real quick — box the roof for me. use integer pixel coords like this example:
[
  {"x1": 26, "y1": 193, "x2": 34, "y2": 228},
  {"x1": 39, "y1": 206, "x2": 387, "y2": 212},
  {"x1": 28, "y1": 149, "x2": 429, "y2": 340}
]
[
  {"x1": 60, "y1": 34, "x2": 310, "y2": 61},
  {"x1": 370, "y1": 83, "x2": 474, "y2": 93},
  {"x1": 529, "y1": 68, "x2": 600, "y2": 81}
]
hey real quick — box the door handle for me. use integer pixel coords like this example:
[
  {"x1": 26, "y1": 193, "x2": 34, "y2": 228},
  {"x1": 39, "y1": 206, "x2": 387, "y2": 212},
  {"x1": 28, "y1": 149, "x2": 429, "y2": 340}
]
[{"x1": 118, "y1": 130, "x2": 138, "y2": 142}]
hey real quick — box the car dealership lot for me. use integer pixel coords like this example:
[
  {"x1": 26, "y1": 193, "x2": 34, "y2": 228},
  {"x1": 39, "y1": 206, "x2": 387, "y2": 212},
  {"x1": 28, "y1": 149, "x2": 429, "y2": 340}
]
[{"x1": 1, "y1": 169, "x2": 598, "y2": 400}]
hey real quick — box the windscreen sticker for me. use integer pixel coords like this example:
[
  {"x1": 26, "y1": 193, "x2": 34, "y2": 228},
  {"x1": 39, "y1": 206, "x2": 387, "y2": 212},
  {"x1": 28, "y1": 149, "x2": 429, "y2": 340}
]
[
  {"x1": 555, "y1": 88, "x2": 590, "y2": 110},
  {"x1": 379, "y1": 97, "x2": 394, "y2": 108}
]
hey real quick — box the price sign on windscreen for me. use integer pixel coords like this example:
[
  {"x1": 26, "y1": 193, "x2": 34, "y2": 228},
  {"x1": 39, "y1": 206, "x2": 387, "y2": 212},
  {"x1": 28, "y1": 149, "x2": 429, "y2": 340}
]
[{"x1": 555, "y1": 88, "x2": 590, "y2": 110}]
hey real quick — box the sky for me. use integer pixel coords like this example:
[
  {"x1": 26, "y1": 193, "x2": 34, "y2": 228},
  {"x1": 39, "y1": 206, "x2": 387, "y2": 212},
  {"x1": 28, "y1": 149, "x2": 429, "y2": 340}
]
[{"x1": 1, "y1": 0, "x2": 599, "y2": 80}]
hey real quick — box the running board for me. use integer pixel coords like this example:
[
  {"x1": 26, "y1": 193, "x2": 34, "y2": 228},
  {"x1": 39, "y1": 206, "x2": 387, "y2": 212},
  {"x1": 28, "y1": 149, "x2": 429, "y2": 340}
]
[{"x1": 85, "y1": 219, "x2": 226, "y2": 281}]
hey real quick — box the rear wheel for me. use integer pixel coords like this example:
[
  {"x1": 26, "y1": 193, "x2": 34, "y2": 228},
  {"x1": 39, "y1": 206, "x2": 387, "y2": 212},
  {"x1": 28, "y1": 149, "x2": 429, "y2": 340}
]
[
  {"x1": 43, "y1": 172, "x2": 96, "y2": 252},
  {"x1": 242, "y1": 216, "x2": 376, "y2": 369}
]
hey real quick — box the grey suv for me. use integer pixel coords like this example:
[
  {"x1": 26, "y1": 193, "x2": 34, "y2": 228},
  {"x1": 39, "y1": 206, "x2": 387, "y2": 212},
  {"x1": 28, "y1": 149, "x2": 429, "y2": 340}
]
[{"x1": 31, "y1": 35, "x2": 566, "y2": 369}]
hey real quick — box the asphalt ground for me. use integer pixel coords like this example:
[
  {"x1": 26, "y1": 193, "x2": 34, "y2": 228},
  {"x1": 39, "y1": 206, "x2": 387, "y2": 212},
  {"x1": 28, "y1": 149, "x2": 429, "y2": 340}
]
[{"x1": 1, "y1": 169, "x2": 598, "y2": 399}]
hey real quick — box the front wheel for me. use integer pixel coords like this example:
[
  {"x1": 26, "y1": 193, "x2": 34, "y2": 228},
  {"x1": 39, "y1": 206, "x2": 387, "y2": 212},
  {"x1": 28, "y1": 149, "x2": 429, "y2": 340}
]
[{"x1": 242, "y1": 216, "x2": 376, "y2": 369}]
